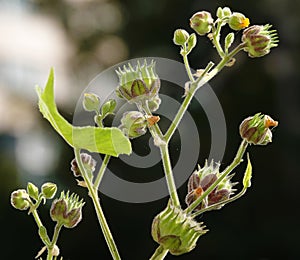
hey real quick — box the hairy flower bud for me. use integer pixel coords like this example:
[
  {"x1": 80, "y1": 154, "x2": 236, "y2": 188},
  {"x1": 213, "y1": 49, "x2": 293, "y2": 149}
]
[
  {"x1": 173, "y1": 29, "x2": 189, "y2": 46},
  {"x1": 228, "y1": 12, "x2": 250, "y2": 30},
  {"x1": 151, "y1": 201, "x2": 207, "y2": 255},
  {"x1": 116, "y1": 60, "x2": 160, "y2": 104},
  {"x1": 70, "y1": 153, "x2": 97, "y2": 177},
  {"x1": 41, "y1": 182, "x2": 57, "y2": 199},
  {"x1": 190, "y1": 11, "x2": 213, "y2": 36},
  {"x1": 242, "y1": 24, "x2": 279, "y2": 58},
  {"x1": 82, "y1": 93, "x2": 100, "y2": 112},
  {"x1": 147, "y1": 95, "x2": 161, "y2": 112},
  {"x1": 239, "y1": 113, "x2": 278, "y2": 145},
  {"x1": 11, "y1": 189, "x2": 30, "y2": 210},
  {"x1": 119, "y1": 111, "x2": 147, "y2": 139},
  {"x1": 50, "y1": 191, "x2": 84, "y2": 228},
  {"x1": 185, "y1": 160, "x2": 235, "y2": 211}
]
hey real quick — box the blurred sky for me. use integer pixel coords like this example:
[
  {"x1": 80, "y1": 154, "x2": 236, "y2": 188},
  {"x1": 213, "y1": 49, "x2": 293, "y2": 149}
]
[{"x1": 1, "y1": 0, "x2": 299, "y2": 259}]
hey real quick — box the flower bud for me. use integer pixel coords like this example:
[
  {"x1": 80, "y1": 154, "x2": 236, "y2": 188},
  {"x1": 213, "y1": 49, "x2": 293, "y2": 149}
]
[
  {"x1": 147, "y1": 95, "x2": 161, "y2": 112},
  {"x1": 70, "y1": 153, "x2": 97, "y2": 177},
  {"x1": 27, "y1": 182, "x2": 39, "y2": 201},
  {"x1": 11, "y1": 189, "x2": 30, "y2": 210},
  {"x1": 151, "y1": 201, "x2": 207, "y2": 255},
  {"x1": 242, "y1": 24, "x2": 279, "y2": 58},
  {"x1": 222, "y1": 7, "x2": 232, "y2": 17},
  {"x1": 116, "y1": 60, "x2": 160, "y2": 104},
  {"x1": 239, "y1": 113, "x2": 278, "y2": 145},
  {"x1": 185, "y1": 160, "x2": 235, "y2": 211},
  {"x1": 119, "y1": 111, "x2": 147, "y2": 139},
  {"x1": 50, "y1": 191, "x2": 84, "y2": 228},
  {"x1": 41, "y1": 182, "x2": 57, "y2": 199},
  {"x1": 190, "y1": 11, "x2": 213, "y2": 36},
  {"x1": 228, "y1": 12, "x2": 250, "y2": 30},
  {"x1": 82, "y1": 93, "x2": 100, "y2": 112},
  {"x1": 173, "y1": 29, "x2": 189, "y2": 46}
]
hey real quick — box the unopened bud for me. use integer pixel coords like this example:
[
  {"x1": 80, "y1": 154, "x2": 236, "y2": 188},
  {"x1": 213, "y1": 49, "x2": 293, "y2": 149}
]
[
  {"x1": 173, "y1": 29, "x2": 189, "y2": 46},
  {"x1": 119, "y1": 111, "x2": 147, "y2": 139},
  {"x1": 190, "y1": 11, "x2": 213, "y2": 36},
  {"x1": 239, "y1": 113, "x2": 278, "y2": 145},
  {"x1": 82, "y1": 93, "x2": 100, "y2": 112},
  {"x1": 147, "y1": 95, "x2": 161, "y2": 112},
  {"x1": 41, "y1": 182, "x2": 57, "y2": 199},
  {"x1": 70, "y1": 153, "x2": 97, "y2": 177},
  {"x1": 11, "y1": 189, "x2": 30, "y2": 210}
]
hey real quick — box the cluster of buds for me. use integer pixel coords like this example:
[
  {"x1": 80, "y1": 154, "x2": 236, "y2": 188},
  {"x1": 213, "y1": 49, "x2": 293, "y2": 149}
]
[
  {"x1": 185, "y1": 161, "x2": 235, "y2": 211},
  {"x1": 116, "y1": 60, "x2": 161, "y2": 109},
  {"x1": 151, "y1": 201, "x2": 207, "y2": 255},
  {"x1": 189, "y1": 7, "x2": 250, "y2": 37},
  {"x1": 239, "y1": 113, "x2": 278, "y2": 145},
  {"x1": 50, "y1": 191, "x2": 85, "y2": 228},
  {"x1": 186, "y1": 7, "x2": 278, "y2": 58},
  {"x1": 11, "y1": 182, "x2": 58, "y2": 210}
]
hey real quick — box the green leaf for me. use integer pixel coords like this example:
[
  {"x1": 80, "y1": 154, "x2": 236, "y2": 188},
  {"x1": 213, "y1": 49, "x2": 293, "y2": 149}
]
[
  {"x1": 243, "y1": 153, "x2": 252, "y2": 188},
  {"x1": 36, "y1": 68, "x2": 132, "y2": 157}
]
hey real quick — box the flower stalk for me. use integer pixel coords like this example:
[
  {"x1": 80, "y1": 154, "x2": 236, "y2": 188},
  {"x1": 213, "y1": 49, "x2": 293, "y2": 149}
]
[{"x1": 74, "y1": 148, "x2": 121, "y2": 260}]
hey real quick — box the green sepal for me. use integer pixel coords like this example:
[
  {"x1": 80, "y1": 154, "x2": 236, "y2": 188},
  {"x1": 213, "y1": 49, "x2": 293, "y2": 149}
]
[
  {"x1": 27, "y1": 182, "x2": 39, "y2": 201},
  {"x1": 243, "y1": 154, "x2": 252, "y2": 188},
  {"x1": 36, "y1": 68, "x2": 131, "y2": 157},
  {"x1": 38, "y1": 226, "x2": 51, "y2": 246},
  {"x1": 101, "y1": 99, "x2": 116, "y2": 118}
]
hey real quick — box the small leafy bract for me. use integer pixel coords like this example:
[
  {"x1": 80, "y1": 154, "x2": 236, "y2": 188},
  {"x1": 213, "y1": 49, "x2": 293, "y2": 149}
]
[{"x1": 36, "y1": 68, "x2": 131, "y2": 157}]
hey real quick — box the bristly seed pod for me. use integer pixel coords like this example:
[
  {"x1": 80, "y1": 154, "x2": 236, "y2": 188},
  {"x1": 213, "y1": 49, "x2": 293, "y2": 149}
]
[
  {"x1": 152, "y1": 201, "x2": 207, "y2": 255},
  {"x1": 242, "y1": 24, "x2": 279, "y2": 58},
  {"x1": 50, "y1": 191, "x2": 85, "y2": 228},
  {"x1": 115, "y1": 60, "x2": 160, "y2": 105},
  {"x1": 185, "y1": 160, "x2": 236, "y2": 211}
]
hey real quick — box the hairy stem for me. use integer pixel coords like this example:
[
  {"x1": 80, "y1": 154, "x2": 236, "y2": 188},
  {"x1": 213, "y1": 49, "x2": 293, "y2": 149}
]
[
  {"x1": 141, "y1": 103, "x2": 180, "y2": 208},
  {"x1": 74, "y1": 148, "x2": 121, "y2": 260},
  {"x1": 94, "y1": 154, "x2": 111, "y2": 190},
  {"x1": 192, "y1": 186, "x2": 248, "y2": 218},
  {"x1": 159, "y1": 144, "x2": 181, "y2": 207},
  {"x1": 149, "y1": 245, "x2": 169, "y2": 260},
  {"x1": 47, "y1": 223, "x2": 62, "y2": 260}
]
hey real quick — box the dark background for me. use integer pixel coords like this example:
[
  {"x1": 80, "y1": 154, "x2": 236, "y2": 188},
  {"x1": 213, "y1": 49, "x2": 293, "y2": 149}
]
[{"x1": 0, "y1": 0, "x2": 299, "y2": 259}]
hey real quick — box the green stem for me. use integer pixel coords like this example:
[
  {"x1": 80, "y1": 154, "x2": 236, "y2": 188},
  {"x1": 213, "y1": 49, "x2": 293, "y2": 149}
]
[
  {"x1": 212, "y1": 21, "x2": 225, "y2": 58},
  {"x1": 31, "y1": 207, "x2": 43, "y2": 229},
  {"x1": 159, "y1": 144, "x2": 180, "y2": 207},
  {"x1": 149, "y1": 245, "x2": 169, "y2": 260},
  {"x1": 74, "y1": 148, "x2": 121, "y2": 260},
  {"x1": 164, "y1": 61, "x2": 214, "y2": 143},
  {"x1": 185, "y1": 140, "x2": 248, "y2": 214},
  {"x1": 191, "y1": 187, "x2": 247, "y2": 218},
  {"x1": 47, "y1": 223, "x2": 63, "y2": 260},
  {"x1": 182, "y1": 53, "x2": 194, "y2": 82},
  {"x1": 94, "y1": 154, "x2": 111, "y2": 190},
  {"x1": 141, "y1": 103, "x2": 180, "y2": 208}
]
